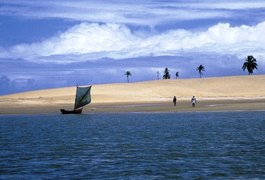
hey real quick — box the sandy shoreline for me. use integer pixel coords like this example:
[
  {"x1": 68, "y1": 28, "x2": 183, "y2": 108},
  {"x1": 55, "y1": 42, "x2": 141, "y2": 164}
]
[
  {"x1": 1, "y1": 99, "x2": 265, "y2": 115},
  {"x1": 1, "y1": 75, "x2": 265, "y2": 114}
]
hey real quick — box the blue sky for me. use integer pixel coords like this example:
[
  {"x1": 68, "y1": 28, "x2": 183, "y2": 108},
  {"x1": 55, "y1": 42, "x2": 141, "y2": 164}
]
[{"x1": 1, "y1": 0, "x2": 265, "y2": 94}]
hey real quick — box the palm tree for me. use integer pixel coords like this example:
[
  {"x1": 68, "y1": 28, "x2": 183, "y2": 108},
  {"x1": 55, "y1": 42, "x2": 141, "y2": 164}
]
[
  {"x1": 125, "y1": 71, "x2": 132, "y2": 83},
  {"x1": 197, "y1": 65, "x2": 205, "y2": 78},
  {"x1": 163, "y1": 68, "x2": 170, "y2": 79},
  {"x1": 175, "y1": 72, "x2": 179, "y2": 79},
  {"x1": 242, "y1": 55, "x2": 258, "y2": 75}
]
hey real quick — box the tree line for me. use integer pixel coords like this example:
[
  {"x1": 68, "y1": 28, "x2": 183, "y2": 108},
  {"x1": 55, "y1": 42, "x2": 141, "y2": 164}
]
[{"x1": 125, "y1": 55, "x2": 258, "y2": 82}]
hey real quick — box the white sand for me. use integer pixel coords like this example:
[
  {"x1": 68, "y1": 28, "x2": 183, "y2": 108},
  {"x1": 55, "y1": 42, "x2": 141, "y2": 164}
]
[{"x1": 1, "y1": 75, "x2": 265, "y2": 114}]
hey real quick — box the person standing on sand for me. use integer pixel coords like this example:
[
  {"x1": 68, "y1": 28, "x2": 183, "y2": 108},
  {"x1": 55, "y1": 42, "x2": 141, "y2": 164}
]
[
  {"x1": 191, "y1": 96, "x2": 196, "y2": 107},
  {"x1": 173, "y1": 96, "x2": 177, "y2": 106}
]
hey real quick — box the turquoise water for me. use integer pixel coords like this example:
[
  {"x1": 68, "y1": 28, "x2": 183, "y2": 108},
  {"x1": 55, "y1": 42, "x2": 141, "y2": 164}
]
[{"x1": 1, "y1": 112, "x2": 265, "y2": 179}]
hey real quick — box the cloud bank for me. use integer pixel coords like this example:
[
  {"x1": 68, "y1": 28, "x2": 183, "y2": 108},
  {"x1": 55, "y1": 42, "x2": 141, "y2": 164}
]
[
  {"x1": 1, "y1": 21, "x2": 265, "y2": 63},
  {"x1": 1, "y1": 0, "x2": 265, "y2": 25},
  {"x1": 0, "y1": 0, "x2": 223, "y2": 25}
]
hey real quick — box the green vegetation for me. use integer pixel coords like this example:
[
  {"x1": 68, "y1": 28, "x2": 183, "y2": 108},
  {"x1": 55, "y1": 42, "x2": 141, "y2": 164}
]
[
  {"x1": 197, "y1": 65, "x2": 205, "y2": 78},
  {"x1": 163, "y1": 68, "x2": 171, "y2": 79},
  {"x1": 125, "y1": 71, "x2": 132, "y2": 83},
  {"x1": 242, "y1": 55, "x2": 258, "y2": 75},
  {"x1": 175, "y1": 72, "x2": 179, "y2": 79}
]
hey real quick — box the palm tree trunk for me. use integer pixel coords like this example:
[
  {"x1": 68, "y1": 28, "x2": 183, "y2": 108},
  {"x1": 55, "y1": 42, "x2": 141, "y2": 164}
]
[{"x1": 127, "y1": 76, "x2": 129, "y2": 83}]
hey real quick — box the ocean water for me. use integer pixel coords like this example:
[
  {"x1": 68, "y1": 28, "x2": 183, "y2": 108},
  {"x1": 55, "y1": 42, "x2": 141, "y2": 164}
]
[{"x1": 1, "y1": 111, "x2": 265, "y2": 179}]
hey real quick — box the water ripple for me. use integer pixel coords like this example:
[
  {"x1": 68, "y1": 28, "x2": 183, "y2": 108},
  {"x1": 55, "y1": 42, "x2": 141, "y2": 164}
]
[{"x1": 1, "y1": 112, "x2": 265, "y2": 179}]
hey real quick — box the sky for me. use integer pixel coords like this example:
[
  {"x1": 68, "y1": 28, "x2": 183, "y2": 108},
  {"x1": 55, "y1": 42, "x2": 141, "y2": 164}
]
[{"x1": 1, "y1": 0, "x2": 265, "y2": 94}]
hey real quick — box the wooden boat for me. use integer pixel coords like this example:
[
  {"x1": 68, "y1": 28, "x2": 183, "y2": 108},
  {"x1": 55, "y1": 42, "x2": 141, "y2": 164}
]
[
  {"x1": 60, "y1": 108, "x2": 83, "y2": 114},
  {"x1": 60, "y1": 85, "x2": 92, "y2": 114}
]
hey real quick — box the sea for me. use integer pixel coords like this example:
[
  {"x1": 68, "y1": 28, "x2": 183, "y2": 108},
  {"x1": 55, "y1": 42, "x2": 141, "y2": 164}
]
[{"x1": 1, "y1": 111, "x2": 265, "y2": 179}]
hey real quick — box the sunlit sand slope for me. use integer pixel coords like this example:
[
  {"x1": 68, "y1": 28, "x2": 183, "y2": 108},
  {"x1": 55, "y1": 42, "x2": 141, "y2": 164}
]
[
  {"x1": 1, "y1": 75, "x2": 265, "y2": 114},
  {"x1": 2, "y1": 75, "x2": 265, "y2": 104}
]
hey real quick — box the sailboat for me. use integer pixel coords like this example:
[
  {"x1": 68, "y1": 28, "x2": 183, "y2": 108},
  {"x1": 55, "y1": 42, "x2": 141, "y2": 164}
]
[{"x1": 60, "y1": 85, "x2": 92, "y2": 114}]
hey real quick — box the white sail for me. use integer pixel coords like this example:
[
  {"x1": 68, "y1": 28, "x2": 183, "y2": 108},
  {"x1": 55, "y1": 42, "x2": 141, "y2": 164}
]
[{"x1": 74, "y1": 86, "x2": 92, "y2": 110}]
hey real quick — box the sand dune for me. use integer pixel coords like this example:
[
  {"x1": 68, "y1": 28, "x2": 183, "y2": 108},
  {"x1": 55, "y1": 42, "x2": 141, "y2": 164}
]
[
  {"x1": 1, "y1": 75, "x2": 265, "y2": 114},
  {"x1": 2, "y1": 75, "x2": 265, "y2": 102}
]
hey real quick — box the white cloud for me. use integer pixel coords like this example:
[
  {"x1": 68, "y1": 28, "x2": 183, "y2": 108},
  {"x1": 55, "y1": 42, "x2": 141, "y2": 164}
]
[
  {"x1": 1, "y1": 21, "x2": 265, "y2": 63},
  {"x1": 164, "y1": 1, "x2": 265, "y2": 10},
  {"x1": 0, "y1": 0, "x2": 247, "y2": 25}
]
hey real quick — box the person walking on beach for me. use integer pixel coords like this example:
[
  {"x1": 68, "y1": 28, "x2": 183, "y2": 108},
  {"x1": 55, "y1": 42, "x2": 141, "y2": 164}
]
[
  {"x1": 173, "y1": 96, "x2": 177, "y2": 106},
  {"x1": 191, "y1": 96, "x2": 196, "y2": 107}
]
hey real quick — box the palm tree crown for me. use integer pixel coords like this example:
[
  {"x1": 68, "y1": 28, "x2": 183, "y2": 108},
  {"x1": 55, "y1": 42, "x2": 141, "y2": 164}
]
[
  {"x1": 175, "y1": 72, "x2": 179, "y2": 79},
  {"x1": 163, "y1": 68, "x2": 170, "y2": 79},
  {"x1": 125, "y1": 71, "x2": 132, "y2": 83},
  {"x1": 242, "y1": 55, "x2": 258, "y2": 75},
  {"x1": 197, "y1": 65, "x2": 205, "y2": 78}
]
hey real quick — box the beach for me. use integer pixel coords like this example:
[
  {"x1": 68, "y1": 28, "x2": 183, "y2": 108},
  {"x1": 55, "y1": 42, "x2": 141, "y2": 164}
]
[{"x1": 1, "y1": 75, "x2": 265, "y2": 114}]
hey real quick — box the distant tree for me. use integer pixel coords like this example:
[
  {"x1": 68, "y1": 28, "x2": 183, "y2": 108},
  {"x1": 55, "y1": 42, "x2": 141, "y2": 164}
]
[
  {"x1": 242, "y1": 55, "x2": 258, "y2": 75},
  {"x1": 197, "y1": 65, "x2": 205, "y2": 78},
  {"x1": 163, "y1": 68, "x2": 170, "y2": 79},
  {"x1": 175, "y1": 72, "x2": 179, "y2": 79},
  {"x1": 125, "y1": 71, "x2": 132, "y2": 83},
  {"x1": 157, "y1": 71, "x2": 160, "y2": 80}
]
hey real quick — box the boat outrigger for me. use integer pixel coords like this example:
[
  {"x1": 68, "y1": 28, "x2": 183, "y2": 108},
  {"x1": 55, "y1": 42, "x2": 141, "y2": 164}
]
[{"x1": 60, "y1": 85, "x2": 92, "y2": 114}]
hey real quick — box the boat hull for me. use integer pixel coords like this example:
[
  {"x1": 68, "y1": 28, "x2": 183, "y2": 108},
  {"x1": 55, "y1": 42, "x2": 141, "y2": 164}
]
[{"x1": 60, "y1": 108, "x2": 83, "y2": 114}]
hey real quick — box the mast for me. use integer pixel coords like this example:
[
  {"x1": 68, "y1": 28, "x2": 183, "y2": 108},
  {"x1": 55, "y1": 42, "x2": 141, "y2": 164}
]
[{"x1": 74, "y1": 85, "x2": 78, "y2": 110}]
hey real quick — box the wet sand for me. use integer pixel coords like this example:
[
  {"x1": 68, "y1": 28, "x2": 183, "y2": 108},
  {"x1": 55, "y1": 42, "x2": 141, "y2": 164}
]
[{"x1": 1, "y1": 99, "x2": 265, "y2": 115}]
